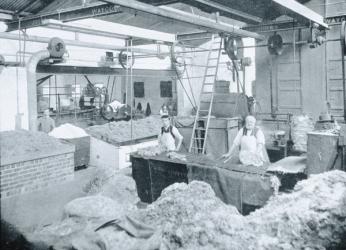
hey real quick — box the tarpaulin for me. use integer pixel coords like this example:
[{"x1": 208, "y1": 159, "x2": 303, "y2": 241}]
[
  {"x1": 131, "y1": 153, "x2": 274, "y2": 213},
  {"x1": 187, "y1": 163, "x2": 273, "y2": 212}
]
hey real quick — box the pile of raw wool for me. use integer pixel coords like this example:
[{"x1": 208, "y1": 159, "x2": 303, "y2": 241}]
[
  {"x1": 86, "y1": 116, "x2": 161, "y2": 143},
  {"x1": 28, "y1": 170, "x2": 346, "y2": 250},
  {"x1": 49, "y1": 123, "x2": 88, "y2": 139},
  {"x1": 246, "y1": 170, "x2": 346, "y2": 249},
  {"x1": 83, "y1": 167, "x2": 139, "y2": 207},
  {"x1": 0, "y1": 129, "x2": 73, "y2": 163},
  {"x1": 131, "y1": 181, "x2": 246, "y2": 250},
  {"x1": 133, "y1": 170, "x2": 346, "y2": 250},
  {"x1": 291, "y1": 114, "x2": 314, "y2": 152}
]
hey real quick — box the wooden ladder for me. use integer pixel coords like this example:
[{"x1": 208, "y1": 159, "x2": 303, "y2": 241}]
[{"x1": 189, "y1": 35, "x2": 222, "y2": 154}]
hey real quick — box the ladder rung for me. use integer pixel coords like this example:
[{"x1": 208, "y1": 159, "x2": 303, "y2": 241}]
[
  {"x1": 205, "y1": 74, "x2": 216, "y2": 77},
  {"x1": 198, "y1": 109, "x2": 209, "y2": 112},
  {"x1": 193, "y1": 137, "x2": 205, "y2": 140},
  {"x1": 195, "y1": 128, "x2": 206, "y2": 131}
]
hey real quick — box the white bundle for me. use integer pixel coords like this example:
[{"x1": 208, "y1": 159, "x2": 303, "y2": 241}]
[
  {"x1": 291, "y1": 115, "x2": 314, "y2": 152},
  {"x1": 49, "y1": 123, "x2": 88, "y2": 139}
]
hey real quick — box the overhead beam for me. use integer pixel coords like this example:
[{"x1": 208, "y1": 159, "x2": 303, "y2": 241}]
[
  {"x1": 42, "y1": 19, "x2": 176, "y2": 44},
  {"x1": 0, "y1": 32, "x2": 158, "y2": 54},
  {"x1": 273, "y1": 0, "x2": 328, "y2": 28},
  {"x1": 100, "y1": 0, "x2": 264, "y2": 39},
  {"x1": 0, "y1": 13, "x2": 13, "y2": 20},
  {"x1": 6, "y1": 2, "x2": 122, "y2": 31},
  {"x1": 243, "y1": 20, "x2": 305, "y2": 33},
  {"x1": 5, "y1": 0, "x2": 181, "y2": 32},
  {"x1": 187, "y1": 0, "x2": 262, "y2": 24},
  {"x1": 177, "y1": 31, "x2": 212, "y2": 41},
  {"x1": 132, "y1": 32, "x2": 212, "y2": 46},
  {"x1": 36, "y1": 65, "x2": 122, "y2": 75},
  {"x1": 0, "y1": 8, "x2": 31, "y2": 17}
]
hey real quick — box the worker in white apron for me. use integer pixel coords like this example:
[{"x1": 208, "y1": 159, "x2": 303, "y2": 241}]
[
  {"x1": 222, "y1": 115, "x2": 270, "y2": 166},
  {"x1": 158, "y1": 113, "x2": 183, "y2": 152}
]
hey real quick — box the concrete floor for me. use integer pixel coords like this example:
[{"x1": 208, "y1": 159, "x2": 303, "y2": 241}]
[{"x1": 0, "y1": 166, "x2": 98, "y2": 232}]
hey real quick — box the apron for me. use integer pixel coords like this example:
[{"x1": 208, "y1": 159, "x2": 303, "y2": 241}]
[
  {"x1": 160, "y1": 131, "x2": 176, "y2": 151},
  {"x1": 239, "y1": 132, "x2": 270, "y2": 166}
]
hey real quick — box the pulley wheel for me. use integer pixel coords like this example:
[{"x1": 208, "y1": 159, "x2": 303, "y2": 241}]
[
  {"x1": 119, "y1": 50, "x2": 135, "y2": 69},
  {"x1": 47, "y1": 37, "x2": 66, "y2": 58},
  {"x1": 268, "y1": 34, "x2": 283, "y2": 55},
  {"x1": 224, "y1": 37, "x2": 243, "y2": 60}
]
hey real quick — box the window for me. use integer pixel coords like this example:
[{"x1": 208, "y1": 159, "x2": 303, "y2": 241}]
[
  {"x1": 134, "y1": 82, "x2": 144, "y2": 98},
  {"x1": 160, "y1": 81, "x2": 173, "y2": 97}
]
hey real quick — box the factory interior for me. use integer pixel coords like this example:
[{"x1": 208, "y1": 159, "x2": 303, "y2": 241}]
[{"x1": 1, "y1": 0, "x2": 346, "y2": 249}]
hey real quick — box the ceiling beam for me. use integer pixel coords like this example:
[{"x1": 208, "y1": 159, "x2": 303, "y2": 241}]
[
  {"x1": 0, "y1": 13, "x2": 13, "y2": 20},
  {"x1": 177, "y1": 31, "x2": 212, "y2": 41},
  {"x1": 187, "y1": 0, "x2": 262, "y2": 24},
  {"x1": 0, "y1": 32, "x2": 158, "y2": 54},
  {"x1": 36, "y1": 65, "x2": 122, "y2": 75},
  {"x1": 6, "y1": 2, "x2": 122, "y2": 31},
  {"x1": 0, "y1": 8, "x2": 31, "y2": 17},
  {"x1": 273, "y1": 0, "x2": 328, "y2": 28},
  {"x1": 243, "y1": 20, "x2": 304, "y2": 33},
  {"x1": 100, "y1": 0, "x2": 264, "y2": 39},
  {"x1": 42, "y1": 19, "x2": 176, "y2": 44}
]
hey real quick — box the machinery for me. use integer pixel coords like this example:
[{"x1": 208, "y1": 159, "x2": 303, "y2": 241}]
[
  {"x1": 100, "y1": 99, "x2": 131, "y2": 121},
  {"x1": 78, "y1": 75, "x2": 131, "y2": 122},
  {"x1": 79, "y1": 79, "x2": 108, "y2": 110}
]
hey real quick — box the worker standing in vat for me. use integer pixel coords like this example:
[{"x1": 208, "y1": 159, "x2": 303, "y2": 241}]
[
  {"x1": 37, "y1": 109, "x2": 55, "y2": 133},
  {"x1": 158, "y1": 113, "x2": 183, "y2": 152},
  {"x1": 222, "y1": 115, "x2": 269, "y2": 166}
]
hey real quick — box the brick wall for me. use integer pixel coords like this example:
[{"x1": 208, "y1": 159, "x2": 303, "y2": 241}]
[{"x1": 0, "y1": 153, "x2": 74, "y2": 199}]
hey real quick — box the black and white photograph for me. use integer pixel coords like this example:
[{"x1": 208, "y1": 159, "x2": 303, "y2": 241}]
[{"x1": 0, "y1": 0, "x2": 346, "y2": 249}]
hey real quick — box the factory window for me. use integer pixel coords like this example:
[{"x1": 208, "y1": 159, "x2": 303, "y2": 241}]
[
  {"x1": 160, "y1": 81, "x2": 173, "y2": 97},
  {"x1": 134, "y1": 82, "x2": 145, "y2": 98}
]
